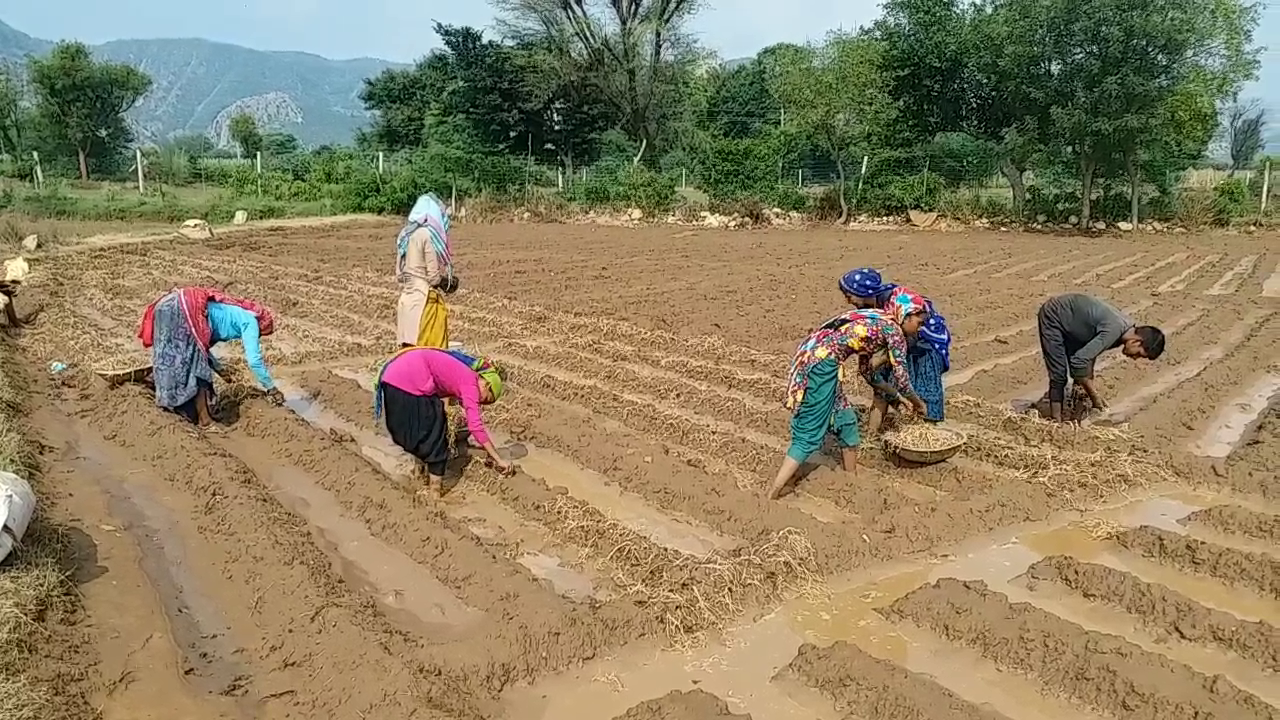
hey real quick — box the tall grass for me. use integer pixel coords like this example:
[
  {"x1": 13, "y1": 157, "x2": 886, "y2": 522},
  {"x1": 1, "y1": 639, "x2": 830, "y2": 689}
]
[{"x1": 0, "y1": 342, "x2": 83, "y2": 720}]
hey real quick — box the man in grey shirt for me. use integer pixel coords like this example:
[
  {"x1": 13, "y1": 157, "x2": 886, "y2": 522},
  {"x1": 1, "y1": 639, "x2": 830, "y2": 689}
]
[{"x1": 1037, "y1": 293, "x2": 1165, "y2": 422}]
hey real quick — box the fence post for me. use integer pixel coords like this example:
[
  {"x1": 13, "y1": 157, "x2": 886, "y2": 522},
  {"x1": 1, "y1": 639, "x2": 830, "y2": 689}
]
[
  {"x1": 1262, "y1": 159, "x2": 1272, "y2": 216},
  {"x1": 451, "y1": 183, "x2": 457, "y2": 216},
  {"x1": 558, "y1": 167, "x2": 564, "y2": 191},
  {"x1": 378, "y1": 151, "x2": 384, "y2": 176},
  {"x1": 135, "y1": 147, "x2": 145, "y2": 195},
  {"x1": 255, "y1": 151, "x2": 262, "y2": 198},
  {"x1": 797, "y1": 169, "x2": 802, "y2": 188},
  {"x1": 853, "y1": 155, "x2": 869, "y2": 212},
  {"x1": 30, "y1": 151, "x2": 43, "y2": 191},
  {"x1": 681, "y1": 168, "x2": 686, "y2": 190}
]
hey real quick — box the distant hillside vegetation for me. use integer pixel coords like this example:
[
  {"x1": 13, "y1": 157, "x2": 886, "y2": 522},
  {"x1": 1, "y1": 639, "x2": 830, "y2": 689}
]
[{"x1": 0, "y1": 19, "x2": 406, "y2": 147}]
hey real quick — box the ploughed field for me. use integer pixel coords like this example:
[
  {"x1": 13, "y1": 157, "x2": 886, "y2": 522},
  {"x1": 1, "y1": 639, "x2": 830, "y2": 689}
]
[{"x1": 18, "y1": 219, "x2": 1279, "y2": 719}]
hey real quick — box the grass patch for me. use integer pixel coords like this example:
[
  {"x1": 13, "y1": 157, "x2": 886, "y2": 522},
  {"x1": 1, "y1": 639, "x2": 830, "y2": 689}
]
[{"x1": 0, "y1": 342, "x2": 86, "y2": 720}]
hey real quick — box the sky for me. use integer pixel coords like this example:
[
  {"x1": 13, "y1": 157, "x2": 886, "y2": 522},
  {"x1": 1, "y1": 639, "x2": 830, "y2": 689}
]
[{"x1": 3, "y1": 1, "x2": 864, "y2": 63}]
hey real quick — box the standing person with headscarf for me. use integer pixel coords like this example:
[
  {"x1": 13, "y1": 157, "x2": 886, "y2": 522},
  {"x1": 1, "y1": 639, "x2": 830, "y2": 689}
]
[
  {"x1": 373, "y1": 346, "x2": 513, "y2": 495},
  {"x1": 769, "y1": 290, "x2": 931, "y2": 500},
  {"x1": 137, "y1": 286, "x2": 282, "y2": 431},
  {"x1": 396, "y1": 193, "x2": 459, "y2": 349},
  {"x1": 839, "y1": 268, "x2": 953, "y2": 428}
]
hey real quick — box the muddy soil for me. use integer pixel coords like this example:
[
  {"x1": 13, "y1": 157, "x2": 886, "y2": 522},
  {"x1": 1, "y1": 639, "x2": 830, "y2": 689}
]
[
  {"x1": 784, "y1": 642, "x2": 1011, "y2": 720},
  {"x1": 884, "y1": 578, "x2": 1277, "y2": 720},
  {"x1": 609, "y1": 690, "x2": 751, "y2": 720},
  {"x1": 1025, "y1": 555, "x2": 1280, "y2": 669},
  {"x1": 1115, "y1": 526, "x2": 1280, "y2": 600},
  {"x1": 1183, "y1": 505, "x2": 1280, "y2": 543}
]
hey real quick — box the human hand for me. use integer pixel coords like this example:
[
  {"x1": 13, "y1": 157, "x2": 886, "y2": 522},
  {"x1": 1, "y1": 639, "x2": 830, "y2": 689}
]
[
  {"x1": 487, "y1": 456, "x2": 516, "y2": 477},
  {"x1": 909, "y1": 397, "x2": 927, "y2": 416},
  {"x1": 265, "y1": 388, "x2": 285, "y2": 406}
]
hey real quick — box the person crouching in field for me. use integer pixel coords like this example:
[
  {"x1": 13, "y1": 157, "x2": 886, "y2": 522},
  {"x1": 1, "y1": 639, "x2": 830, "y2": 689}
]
[
  {"x1": 138, "y1": 286, "x2": 283, "y2": 431},
  {"x1": 373, "y1": 347, "x2": 514, "y2": 495},
  {"x1": 769, "y1": 290, "x2": 931, "y2": 500},
  {"x1": 396, "y1": 193, "x2": 460, "y2": 349},
  {"x1": 839, "y1": 268, "x2": 953, "y2": 429},
  {"x1": 1036, "y1": 292, "x2": 1165, "y2": 422}
]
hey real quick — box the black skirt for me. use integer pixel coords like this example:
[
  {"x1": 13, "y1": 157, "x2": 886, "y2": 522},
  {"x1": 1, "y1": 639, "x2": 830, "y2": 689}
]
[{"x1": 381, "y1": 382, "x2": 449, "y2": 476}]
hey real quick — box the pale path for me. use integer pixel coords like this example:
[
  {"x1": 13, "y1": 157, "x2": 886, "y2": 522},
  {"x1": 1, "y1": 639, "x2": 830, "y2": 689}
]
[
  {"x1": 1262, "y1": 261, "x2": 1280, "y2": 298},
  {"x1": 1188, "y1": 369, "x2": 1280, "y2": 458},
  {"x1": 1073, "y1": 253, "x2": 1146, "y2": 285},
  {"x1": 1110, "y1": 253, "x2": 1190, "y2": 289},
  {"x1": 1156, "y1": 255, "x2": 1223, "y2": 294},
  {"x1": 1205, "y1": 255, "x2": 1260, "y2": 296}
]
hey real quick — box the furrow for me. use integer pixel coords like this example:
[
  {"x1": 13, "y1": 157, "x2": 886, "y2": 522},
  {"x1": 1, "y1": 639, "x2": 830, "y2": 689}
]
[
  {"x1": 884, "y1": 578, "x2": 1278, "y2": 720},
  {"x1": 1183, "y1": 505, "x2": 1280, "y2": 544},
  {"x1": 1115, "y1": 525, "x2": 1280, "y2": 600},
  {"x1": 1155, "y1": 254, "x2": 1223, "y2": 294},
  {"x1": 784, "y1": 642, "x2": 1012, "y2": 720},
  {"x1": 1025, "y1": 555, "x2": 1280, "y2": 670},
  {"x1": 1206, "y1": 255, "x2": 1262, "y2": 295}
]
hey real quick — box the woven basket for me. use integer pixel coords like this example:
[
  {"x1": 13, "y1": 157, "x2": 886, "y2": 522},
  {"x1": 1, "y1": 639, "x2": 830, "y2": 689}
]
[
  {"x1": 95, "y1": 364, "x2": 153, "y2": 387},
  {"x1": 883, "y1": 426, "x2": 967, "y2": 465}
]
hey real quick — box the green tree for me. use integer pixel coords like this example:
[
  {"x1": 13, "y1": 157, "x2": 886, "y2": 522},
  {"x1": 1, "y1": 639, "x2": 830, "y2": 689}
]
[
  {"x1": 168, "y1": 133, "x2": 217, "y2": 158},
  {"x1": 262, "y1": 131, "x2": 301, "y2": 156},
  {"x1": 1021, "y1": 0, "x2": 1260, "y2": 225},
  {"x1": 0, "y1": 62, "x2": 28, "y2": 160},
  {"x1": 769, "y1": 33, "x2": 896, "y2": 223},
  {"x1": 492, "y1": 0, "x2": 704, "y2": 160},
  {"x1": 27, "y1": 41, "x2": 152, "y2": 181},
  {"x1": 228, "y1": 112, "x2": 264, "y2": 158}
]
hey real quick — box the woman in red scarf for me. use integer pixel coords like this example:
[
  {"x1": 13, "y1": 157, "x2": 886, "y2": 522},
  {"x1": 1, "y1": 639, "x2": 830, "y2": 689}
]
[{"x1": 138, "y1": 287, "x2": 282, "y2": 430}]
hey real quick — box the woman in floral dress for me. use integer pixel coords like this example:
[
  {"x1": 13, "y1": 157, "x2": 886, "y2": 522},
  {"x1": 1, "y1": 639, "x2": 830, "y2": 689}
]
[{"x1": 768, "y1": 289, "x2": 931, "y2": 500}]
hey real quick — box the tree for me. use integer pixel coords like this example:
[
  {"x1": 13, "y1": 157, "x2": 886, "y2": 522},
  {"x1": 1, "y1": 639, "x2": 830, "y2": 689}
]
[
  {"x1": 228, "y1": 113, "x2": 263, "y2": 158},
  {"x1": 0, "y1": 62, "x2": 28, "y2": 159},
  {"x1": 168, "y1": 133, "x2": 217, "y2": 158},
  {"x1": 769, "y1": 33, "x2": 896, "y2": 223},
  {"x1": 1223, "y1": 98, "x2": 1266, "y2": 173},
  {"x1": 262, "y1": 132, "x2": 301, "y2": 156},
  {"x1": 492, "y1": 0, "x2": 704, "y2": 160},
  {"x1": 27, "y1": 41, "x2": 151, "y2": 181}
]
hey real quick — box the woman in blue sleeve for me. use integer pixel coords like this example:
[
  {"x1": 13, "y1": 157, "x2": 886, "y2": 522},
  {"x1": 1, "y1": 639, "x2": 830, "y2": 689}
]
[{"x1": 138, "y1": 286, "x2": 283, "y2": 431}]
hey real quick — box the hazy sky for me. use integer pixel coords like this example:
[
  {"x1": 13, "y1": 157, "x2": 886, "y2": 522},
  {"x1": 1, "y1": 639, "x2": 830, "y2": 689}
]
[{"x1": 4, "y1": 1, "x2": 863, "y2": 62}]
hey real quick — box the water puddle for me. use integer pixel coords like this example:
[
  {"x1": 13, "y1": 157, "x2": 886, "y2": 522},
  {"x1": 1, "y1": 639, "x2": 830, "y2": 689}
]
[
  {"x1": 491, "y1": 431, "x2": 742, "y2": 556},
  {"x1": 66, "y1": 427, "x2": 251, "y2": 706},
  {"x1": 1110, "y1": 252, "x2": 1190, "y2": 289},
  {"x1": 1189, "y1": 371, "x2": 1280, "y2": 458},
  {"x1": 1262, "y1": 261, "x2": 1280, "y2": 298},
  {"x1": 267, "y1": 465, "x2": 482, "y2": 636},
  {"x1": 1089, "y1": 309, "x2": 1272, "y2": 426},
  {"x1": 504, "y1": 491, "x2": 1280, "y2": 720},
  {"x1": 1206, "y1": 254, "x2": 1261, "y2": 295},
  {"x1": 275, "y1": 380, "x2": 606, "y2": 600}
]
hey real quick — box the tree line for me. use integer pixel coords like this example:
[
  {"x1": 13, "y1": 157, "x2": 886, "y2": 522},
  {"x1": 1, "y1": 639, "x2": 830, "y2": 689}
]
[{"x1": 0, "y1": 0, "x2": 1271, "y2": 227}]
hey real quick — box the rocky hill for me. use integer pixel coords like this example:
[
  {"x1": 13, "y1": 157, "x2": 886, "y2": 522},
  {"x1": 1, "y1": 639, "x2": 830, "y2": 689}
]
[{"x1": 0, "y1": 19, "x2": 405, "y2": 147}]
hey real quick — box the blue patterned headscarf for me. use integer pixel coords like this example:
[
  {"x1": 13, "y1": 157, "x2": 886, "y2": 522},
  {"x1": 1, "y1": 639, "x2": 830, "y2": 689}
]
[
  {"x1": 917, "y1": 312, "x2": 952, "y2": 372},
  {"x1": 838, "y1": 267, "x2": 893, "y2": 299},
  {"x1": 396, "y1": 193, "x2": 452, "y2": 281}
]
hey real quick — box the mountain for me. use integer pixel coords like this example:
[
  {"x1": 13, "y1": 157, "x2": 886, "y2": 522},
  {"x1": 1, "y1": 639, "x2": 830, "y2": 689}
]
[{"x1": 0, "y1": 19, "x2": 406, "y2": 147}]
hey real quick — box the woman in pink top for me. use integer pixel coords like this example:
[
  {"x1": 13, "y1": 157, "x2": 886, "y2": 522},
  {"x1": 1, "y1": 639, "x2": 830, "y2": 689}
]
[{"x1": 373, "y1": 347, "x2": 512, "y2": 494}]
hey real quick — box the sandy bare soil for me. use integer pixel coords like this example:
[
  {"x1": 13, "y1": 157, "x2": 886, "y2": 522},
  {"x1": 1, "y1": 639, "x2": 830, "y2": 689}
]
[{"x1": 7, "y1": 219, "x2": 1279, "y2": 719}]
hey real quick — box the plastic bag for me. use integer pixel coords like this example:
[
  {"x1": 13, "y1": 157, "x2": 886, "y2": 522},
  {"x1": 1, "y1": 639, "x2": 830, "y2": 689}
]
[{"x1": 0, "y1": 471, "x2": 36, "y2": 564}]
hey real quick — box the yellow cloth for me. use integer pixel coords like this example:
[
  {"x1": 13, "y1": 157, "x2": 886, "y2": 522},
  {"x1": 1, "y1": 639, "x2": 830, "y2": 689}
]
[{"x1": 415, "y1": 288, "x2": 449, "y2": 348}]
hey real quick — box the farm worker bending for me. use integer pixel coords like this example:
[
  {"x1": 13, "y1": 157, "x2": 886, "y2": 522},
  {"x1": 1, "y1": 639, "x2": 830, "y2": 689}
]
[
  {"x1": 396, "y1": 193, "x2": 459, "y2": 349},
  {"x1": 1036, "y1": 293, "x2": 1165, "y2": 422},
  {"x1": 373, "y1": 347, "x2": 513, "y2": 495},
  {"x1": 769, "y1": 289, "x2": 931, "y2": 500},
  {"x1": 138, "y1": 286, "x2": 283, "y2": 431},
  {"x1": 839, "y1": 268, "x2": 953, "y2": 427}
]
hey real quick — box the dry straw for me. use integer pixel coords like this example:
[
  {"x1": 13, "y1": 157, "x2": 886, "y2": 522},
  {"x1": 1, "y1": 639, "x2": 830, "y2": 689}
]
[{"x1": 542, "y1": 494, "x2": 825, "y2": 649}]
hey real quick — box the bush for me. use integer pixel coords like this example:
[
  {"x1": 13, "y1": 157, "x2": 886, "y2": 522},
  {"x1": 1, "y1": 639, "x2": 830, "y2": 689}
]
[
  {"x1": 1212, "y1": 178, "x2": 1251, "y2": 224},
  {"x1": 567, "y1": 160, "x2": 677, "y2": 214}
]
